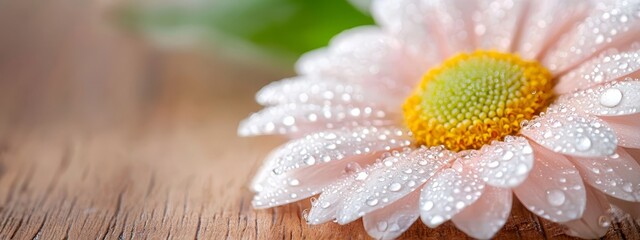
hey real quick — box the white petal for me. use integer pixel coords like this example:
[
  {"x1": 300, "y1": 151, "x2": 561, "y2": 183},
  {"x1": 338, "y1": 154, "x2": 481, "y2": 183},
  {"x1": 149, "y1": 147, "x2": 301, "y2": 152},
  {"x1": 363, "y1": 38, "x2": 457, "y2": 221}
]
[
  {"x1": 563, "y1": 187, "x2": 611, "y2": 239},
  {"x1": 473, "y1": 0, "x2": 528, "y2": 52},
  {"x1": 514, "y1": 143, "x2": 586, "y2": 222},
  {"x1": 237, "y1": 103, "x2": 396, "y2": 137},
  {"x1": 556, "y1": 43, "x2": 640, "y2": 93},
  {"x1": 307, "y1": 174, "x2": 357, "y2": 224},
  {"x1": 268, "y1": 126, "x2": 412, "y2": 174},
  {"x1": 451, "y1": 186, "x2": 512, "y2": 239},
  {"x1": 472, "y1": 136, "x2": 535, "y2": 188},
  {"x1": 295, "y1": 27, "x2": 419, "y2": 97},
  {"x1": 521, "y1": 105, "x2": 618, "y2": 157},
  {"x1": 419, "y1": 163, "x2": 485, "y2": 228},
  {"x1": 560, "y1": 79, "x2": 640, "y2": 117},
  {"x1": 570, "y1": 147, "x2": 640, "y2": 202},
  {"x1": 543, "y1": 0, "x2": 640, "y2": 73},
  {"x1": 337, "y1": 147, "x2": 456, "y2": 224},
  {"x1": 517, "y1": 0, "x2": 591, "y2": 59},
  {"x1": 256, "y1": 77, "x2": 366, "y2": 106},
  {"x1": 363, "y1": 191, "x2": 420, "y2": 240},
  {"x1": 252, "y1": 153, "x2": 379, "y2": 209}
]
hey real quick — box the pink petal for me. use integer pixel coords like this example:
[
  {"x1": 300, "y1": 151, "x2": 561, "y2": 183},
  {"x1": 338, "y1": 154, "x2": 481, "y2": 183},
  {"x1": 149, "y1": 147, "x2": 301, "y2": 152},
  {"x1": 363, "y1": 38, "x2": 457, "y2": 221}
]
[
  {"x1": 607, "y1": 196, "x2": 640, "y2": 218},
  {"x1": 514, "y1": 143, "x2": 586, "y2": 222},
  {"x1": 473, "y1": 0, "x2": 528, "y2": 52},
  {"x1": 337, "y1": 146, "x2": 456, "y2": 224},
  {"x1": 419, "y1": 163, "x2": 485, "y2": 228},
  {"x1": 559, "y1": 79, "x2": 640, "y2": 116},
  {"x1": 563, "y1": 187, "x2": 612, "y2": 239},
  {"x1": 421, "y1": 0, "x2": 477, "y2": 56},
  {"x1": 362, "y1": 190, "x2": 420, "y2": 240},
  {"x1": 516, "y1": 0, "x2": 591, "y2": 59},
  {"x1": 556, "y1": 43, "x2": 640, "y2": 94},
  {"x1": 602, "y1": 114, "x2": 640, "y2": 148},
  {"x1": 237, "y1": 103, "x2": 398, "y2": 137},
  {"x1": 372, "y1": 0, "x2": 441, "y2": 67},
  {"x1": 625, "y1": 147, "x2": 640, "y2": 163},
  {"x1": 472, "y1": 136, "x2": 535, "y2": 188},
  {"x1": 521, "y1": 104, "x2": 618, "y2": 157},
  {"x1": 543, "y1": 1, "x2": 640, "y2": 74},
  {"x1": 570, "y1": 147, "x2": 640, "y2": 202},
  {"x1": 295, "y1": 27, "x2": 419, "y2": 97},
  {"x1": 451, "y1": 186, "x2": 512, "y2": 239}
]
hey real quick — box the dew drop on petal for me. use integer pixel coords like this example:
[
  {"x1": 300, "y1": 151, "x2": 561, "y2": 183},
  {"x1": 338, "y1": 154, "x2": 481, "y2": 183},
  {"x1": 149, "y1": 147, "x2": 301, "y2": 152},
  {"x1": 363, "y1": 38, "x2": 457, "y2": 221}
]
[
  {"x1": 366, "y1": 198, "x2": 379, "y2": 206},
  {"x1": 599, "y1": 88, "x2": 623, "y2": 108},
  {"x1": 377, "y1": 221, "x2": 388, "y2": 231},
  {"x1": 389, "y1": 183, "x2": 402, "y2": 192},
  {"x1": 546, "y1": 189, "x2": 566, "y2": 207},
  {"x1": 576, "y1": 137, "x2": 592, "y2": 151},
  {"x1": 598, "y1": 215, "x2": 611, "y2": 228}
]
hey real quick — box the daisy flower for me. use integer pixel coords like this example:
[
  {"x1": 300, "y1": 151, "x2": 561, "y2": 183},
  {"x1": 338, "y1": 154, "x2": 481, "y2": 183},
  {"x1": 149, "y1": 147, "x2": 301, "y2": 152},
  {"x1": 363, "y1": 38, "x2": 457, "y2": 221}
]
[{"x1": 238, "y1": 0, "x2": 640, "y2": 239}]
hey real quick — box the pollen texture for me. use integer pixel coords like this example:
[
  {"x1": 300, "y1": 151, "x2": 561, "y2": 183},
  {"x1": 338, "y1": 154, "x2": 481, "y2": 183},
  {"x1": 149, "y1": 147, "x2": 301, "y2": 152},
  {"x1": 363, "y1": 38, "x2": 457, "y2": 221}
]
[{"x1": 403, "y1": 50, "x2": 554, "y2": 151}]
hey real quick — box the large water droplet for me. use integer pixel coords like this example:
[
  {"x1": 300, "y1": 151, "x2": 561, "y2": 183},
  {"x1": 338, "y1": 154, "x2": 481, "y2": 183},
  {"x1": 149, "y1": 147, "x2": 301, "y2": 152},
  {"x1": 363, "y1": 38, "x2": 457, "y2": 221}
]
[
  {"x1": 389, "y1": 183, "x2": 402, "y2": 192},
  {"x1": 502, "y1": 151, "x2": 514, "y2": 160},
  {"x1": 366, "y1": 198, "x2": 379, "y2": 206},
  {"x1": 546, "y1": 189, "x2": 566, "y2": 207},
  {"x1": 622, "y1": 182, "x2": 633, "y2": 193},
  {"x1": 430, "y1": 215, "x2": 445, "y2": 225},
  {"x1": 600, "y1": 88, "x2": 623, "y2": 108},
  {"x1": 304, "y1": 155, "x2": 316, "y2": 165},
  {"x1": 598, "y1": 215, "x2": 611, "y2": 227},
  {"x1": 422, "y1": 201, "x2": 434, "y2": 211},
  {"x1": 576, "y1": 137, "x2": 592, "y2": 151},
  {"x1": 377, "y1": 221, "x2": 388, "y2": 231}
]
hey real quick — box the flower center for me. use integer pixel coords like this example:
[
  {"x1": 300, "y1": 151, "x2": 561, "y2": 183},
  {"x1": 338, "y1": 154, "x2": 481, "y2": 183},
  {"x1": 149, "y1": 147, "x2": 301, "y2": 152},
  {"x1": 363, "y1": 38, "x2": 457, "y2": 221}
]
[{"x1": 403, "y1": 50, "x2": 554, "y2": 151}]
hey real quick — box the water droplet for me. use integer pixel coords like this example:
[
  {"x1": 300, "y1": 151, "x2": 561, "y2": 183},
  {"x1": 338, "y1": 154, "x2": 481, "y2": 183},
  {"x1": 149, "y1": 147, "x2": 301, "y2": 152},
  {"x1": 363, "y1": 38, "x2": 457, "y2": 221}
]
[
  {"x1": 455, "y1": 201, "x2": 465, "y2": 209},
  {"x1": 622, "y1": 182, "x2": 633, "y2": 193},
  {"x1": 283, "y1": 116, "x2": 295, "y2": 126},
  {"x1": 430, "y1": 215, "x2": 445, "y2": 225},
  {"x1": 289, "y1": 179, "x2": 300, "y2": 186},
  {"x1": 321, "y1": 201, "x2": 331, "y2": 209},
  {"x1": 598, "y1": 215, "x2": 611, "y2": 227},
  {"x1": 355, "y1": 172, "x2": 369, "y2": 181},
  {"x1": 487, "y1": 161, "x2": 500, "y2": 168},
  {"x1": 502, "y1": 151, "x2": 514, "y2": 160},
  {"x1": 600, "y1": 88, "x2": 623, "y2": 108},
  {"x1": 422, "y1": 201, "x2": 434, "y2": 211},
  {"x1": 546, "y1": 189, "x2": 566, "y2": 207},
  {"x1": 290, "y1": 193, "x2": 298, "y2": 198},
  {"x1": 377, "y1": 221, "x2": 388, "y2": 231},
  {"x1": 576, "y1": 137, "x2": 592, "y2": 151},
  {"x1": 366, "y1": 198, "x2": 379, "y2": 206},
  {"x1": 304, "y1": 156, "x2": 316, "y2": 165},
  {"x1": 389, "y1": 183, "x2": 402, "y2": 192},
  {"x1": 522, "y1": 145, "x2": 533, "y2": 154}
]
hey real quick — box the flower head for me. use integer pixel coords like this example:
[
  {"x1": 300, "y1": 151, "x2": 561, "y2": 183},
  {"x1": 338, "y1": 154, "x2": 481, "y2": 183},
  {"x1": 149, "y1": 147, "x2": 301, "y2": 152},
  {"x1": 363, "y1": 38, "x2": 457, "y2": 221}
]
[{"x1": 239, "y1": 0, "x2": 640, "y2": 239}]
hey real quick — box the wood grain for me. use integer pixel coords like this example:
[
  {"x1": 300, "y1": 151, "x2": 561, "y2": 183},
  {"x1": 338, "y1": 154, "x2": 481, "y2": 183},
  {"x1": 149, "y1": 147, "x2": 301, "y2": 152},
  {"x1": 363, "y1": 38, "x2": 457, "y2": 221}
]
[{"x1": 0, "y1": 0, "x2": 638, "y2": 239}]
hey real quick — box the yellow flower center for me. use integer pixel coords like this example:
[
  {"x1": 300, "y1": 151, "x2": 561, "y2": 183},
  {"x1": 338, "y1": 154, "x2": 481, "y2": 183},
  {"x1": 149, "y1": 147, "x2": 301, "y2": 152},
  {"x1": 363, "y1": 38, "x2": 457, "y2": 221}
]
[{"x1": 403, "y1": 50, "x2": 554, "y2": 151}]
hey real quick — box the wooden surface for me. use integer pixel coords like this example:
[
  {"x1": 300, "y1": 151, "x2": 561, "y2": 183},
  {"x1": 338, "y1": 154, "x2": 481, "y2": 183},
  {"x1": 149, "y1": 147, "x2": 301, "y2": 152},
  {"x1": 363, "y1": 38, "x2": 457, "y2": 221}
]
[{"x1": 0, "y1": 0, "x2": 638, "y2": 239}]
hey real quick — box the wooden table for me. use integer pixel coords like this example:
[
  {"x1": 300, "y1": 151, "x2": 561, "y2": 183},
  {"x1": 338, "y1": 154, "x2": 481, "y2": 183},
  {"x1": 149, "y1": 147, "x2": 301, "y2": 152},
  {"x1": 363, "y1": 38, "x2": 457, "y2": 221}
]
[{"x1": 0, "y1": 0, "x2": 638, "y2": 239}]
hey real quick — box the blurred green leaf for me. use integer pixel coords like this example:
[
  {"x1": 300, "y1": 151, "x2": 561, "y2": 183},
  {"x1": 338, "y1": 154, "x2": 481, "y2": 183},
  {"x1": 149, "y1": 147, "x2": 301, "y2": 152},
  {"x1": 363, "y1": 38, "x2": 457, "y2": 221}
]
[{"x1": 123, "y1": 0, "x2": 374, "y2": 60}]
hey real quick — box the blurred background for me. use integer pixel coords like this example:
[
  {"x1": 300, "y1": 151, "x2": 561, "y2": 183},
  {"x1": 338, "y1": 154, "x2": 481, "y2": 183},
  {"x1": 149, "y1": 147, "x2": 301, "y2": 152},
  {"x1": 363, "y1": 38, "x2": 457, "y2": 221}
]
[{"x1": 0, "y1": 0, "x2": 374, "y2": 134}]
